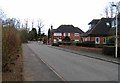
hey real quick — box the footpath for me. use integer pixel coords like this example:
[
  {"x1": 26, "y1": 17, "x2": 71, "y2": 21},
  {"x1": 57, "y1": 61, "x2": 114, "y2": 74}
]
[{"x1": 50, "y1": 45, "x2": 120, "y2": 64}]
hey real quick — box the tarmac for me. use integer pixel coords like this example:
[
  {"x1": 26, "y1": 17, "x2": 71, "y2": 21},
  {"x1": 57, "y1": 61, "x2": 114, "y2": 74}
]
[{"x1": 49, "y1": 46, "x2": 120, "y2": 65}]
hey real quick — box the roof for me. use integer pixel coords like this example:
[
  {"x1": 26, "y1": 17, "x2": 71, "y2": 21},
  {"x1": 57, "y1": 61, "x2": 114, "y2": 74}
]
[
  {"x1": 108, "y1": 26, "x2": 120, "y2": 35},
  {"x1": 108, "y1": 13, "x2": 120, "y2": 35},
  {"x1": 88, "y1": 19, "x2": 100, "y2": 25},
  {"x1": 82, "y1": 18, "x2": 112, "y2": 37},
  {"x1": 53, "y1": 25, "x2": 84, "y2": 34}
]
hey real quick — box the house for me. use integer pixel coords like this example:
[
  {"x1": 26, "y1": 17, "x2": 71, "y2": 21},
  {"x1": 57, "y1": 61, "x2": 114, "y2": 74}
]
[
  {"x1": 81, "y1": 18, "x2": 112, "y2": 47},
  {"x1": 50, "y1": 25, "x2": 84, "y2": 43}
]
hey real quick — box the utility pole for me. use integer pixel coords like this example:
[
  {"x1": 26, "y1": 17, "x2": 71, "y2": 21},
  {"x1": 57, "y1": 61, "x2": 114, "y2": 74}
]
[{"x1": 112, "y1": 2, "x2": 119, "y2": 58}]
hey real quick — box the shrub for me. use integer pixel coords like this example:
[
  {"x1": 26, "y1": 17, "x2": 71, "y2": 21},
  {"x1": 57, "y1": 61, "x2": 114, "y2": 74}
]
[
  {"x1": 102, "y1": 46, "x2": 120, "y2": 57},
  {"x1": 52, "y1": 43, "x2": 59, "y2": 46},
  {"x1": 62, "y1": 41, "x2": 71, "y2": 45},
  {"x1": 19, "y1": 29, "x2": 28, "y2": 43},
  {"x1": 2, "y1": 27, "x2": 21, "y2": 72},
  {"x1": 76, "y1": 41, "x2": 95, "y2": 47}
]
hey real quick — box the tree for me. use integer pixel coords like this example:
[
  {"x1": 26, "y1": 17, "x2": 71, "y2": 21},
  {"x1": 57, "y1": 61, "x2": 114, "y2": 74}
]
[
  {"x1": 104, "y1": 6, "x2": 109, "y2": 18},
  {"x1": 109, "y1": 2, "x2": 115, "y2": 18},
  {"x1": 0, "y1": 9, "x2": 6, "y2": 20},
  {"x1": 37, "y1": 19, "x2": 44, "y2": 38},
  {"x1": 20, "y1": 29, "x2": 28, "y2": 43},
  {"x1": 48, "y1": 28, "x2": 51, "y2": 43},
  {"x1": 103, "y1": 2, "x2": 115, "y2": 18},
  {"x1": 31, "y1": 28, "x2": 38, "y2": 41}
]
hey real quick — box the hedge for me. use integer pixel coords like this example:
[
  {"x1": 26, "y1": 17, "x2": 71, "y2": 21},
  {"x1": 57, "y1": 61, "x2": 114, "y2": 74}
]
[
  {"x1": 102, "y1": 46, "x2": 120, "y2": 57},
  {"x1": 2, "y1": 27, "x2": 21, "y2": 72},
  {"x1": 62, "y1": 42, "x2": 71, "y2": 45},
  {"x1": 76, "y1": 41, "x2": 95, "y2": 47},
  {"x1": 52, "y1": 43, "x2": 59, "y2": 46}
]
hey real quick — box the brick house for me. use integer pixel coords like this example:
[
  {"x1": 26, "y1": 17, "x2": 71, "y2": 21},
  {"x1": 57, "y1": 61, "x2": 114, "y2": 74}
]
[
  {"x1": 50, "y1": 25, "x2": 84, "y2": 43},
  {"x1": 81, "y1": 18, "x2": 112, "y2": 46}
]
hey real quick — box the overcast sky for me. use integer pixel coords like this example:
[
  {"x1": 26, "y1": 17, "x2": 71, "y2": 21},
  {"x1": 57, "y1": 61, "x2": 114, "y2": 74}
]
[{"x1": 0, "y1": 0, "x2": 119, "y2": 34}]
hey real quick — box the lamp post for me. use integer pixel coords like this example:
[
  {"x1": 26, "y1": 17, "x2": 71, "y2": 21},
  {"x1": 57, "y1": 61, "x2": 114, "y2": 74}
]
[{"x1": 112, "y1": 3, "x2": 118, "y2": 58}]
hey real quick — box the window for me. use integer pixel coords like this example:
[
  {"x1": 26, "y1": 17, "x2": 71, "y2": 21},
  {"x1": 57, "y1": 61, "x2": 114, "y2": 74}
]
[
  {"x1": 103, "y1": 37, "x2": 106, "y2": 44},
  {"x1": 74, "y1": 40, "x2": 79, "y2": 42},
  {"x1": 68, "y1": 33, "x2": 70, "y2": 36},
  {"x1": 63, "y1": 33, "x2": 66, "y2": 36},
  {"x1": 64, "y1": 33, "x2": 69, "y2": 36},
  {"x1": 54, "y1": 33, "x2": 62, "y2": 36},
  {"x1": 74, "y1": 33, "x2": 79, "y2": 36},
  {"x1": 54, "y1": 39, "x2": 57, "y2": 43},
  {"x1": 95, "y1": 37, "x2": 100, "y2": 44},
  {"x1": 106, "y1": 22, "x2": 110, "y2": 26}
]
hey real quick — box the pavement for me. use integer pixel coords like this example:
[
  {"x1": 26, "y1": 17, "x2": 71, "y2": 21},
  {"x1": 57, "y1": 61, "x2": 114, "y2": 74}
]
[
  {"x1": 49, "y1": 45, "x2": 120, "y2": 64},
  {"x1": 22, "y1": 44, "x2": 64, "y2": 81}
]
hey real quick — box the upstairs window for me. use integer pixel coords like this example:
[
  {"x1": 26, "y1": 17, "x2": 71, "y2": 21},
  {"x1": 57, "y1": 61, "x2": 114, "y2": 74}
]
[
  {"x1": 54, "y1": 33, "x2": 62, "y2": 36},
  {"x1": 74, "y1": 33, "x2": 79, "y2": 36},
  {"x1": 64, "y1": 33, "x2": 68, "y2": 36},
  {"x1": 68, "y1": 33, "x2": 70, "y2": 36},
  {"x1": 106, "y1": 22, "x2": 110, "y2": 26}
]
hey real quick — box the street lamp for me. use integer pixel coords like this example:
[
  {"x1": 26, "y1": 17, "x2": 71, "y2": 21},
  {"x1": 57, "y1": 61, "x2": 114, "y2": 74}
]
[{"x1": 112, "y1": 3, "x2": 118, "y2": 58}]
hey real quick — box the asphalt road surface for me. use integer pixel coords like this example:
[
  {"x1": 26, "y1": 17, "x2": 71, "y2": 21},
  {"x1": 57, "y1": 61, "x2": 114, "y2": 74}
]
[
  {"x1": 23, "y1": 42, "x2": 118, "y2": 81},
  {"x1": 23, "y1": 43, "x2": 63, "y2": 81}
]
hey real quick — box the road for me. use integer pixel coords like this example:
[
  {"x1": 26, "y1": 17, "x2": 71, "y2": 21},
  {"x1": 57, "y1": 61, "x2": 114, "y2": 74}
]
[
  {"x1": 23, "y1": 42, "x2": 118, "y2": 81},
  {"x1": 23, "y1": 43, "x2": 63, "y2": 81}
]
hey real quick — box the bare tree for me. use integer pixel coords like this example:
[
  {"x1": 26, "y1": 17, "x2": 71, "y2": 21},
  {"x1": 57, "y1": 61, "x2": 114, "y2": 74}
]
[
  {"x1": 0, "y1": 9, "x2": 6, "y2": 20},
  {"x1": 103, "y1": 2, "x2": 116, "y2": 18},
  {"x1": 104, "y1": 6, "x2": 109, "y2": 18},
  {"x1": 37, "y1": 19, "x2": 44, "y2": 38},
  {"x1": 109, "y1": 2, "x2": 114, "y2": 18},
  {"x1": 25, "y1": 19, "x2": 28, "y2": 29}
]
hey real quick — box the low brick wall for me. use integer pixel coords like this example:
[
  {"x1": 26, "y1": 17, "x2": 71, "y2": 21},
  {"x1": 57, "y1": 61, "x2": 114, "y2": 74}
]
[{"x1": 60, "y1": 45, "x2": 102, "y2": 54}]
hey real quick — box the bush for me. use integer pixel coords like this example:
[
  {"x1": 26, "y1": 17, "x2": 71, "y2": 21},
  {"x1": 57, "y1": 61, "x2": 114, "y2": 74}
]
[
  {"x1": 52, "y1": 43, "x2": 59, "y2": 46},
  {"x1": 102, "y1": 46, "x2": 120, "y2": 57},
  {"x1": 2, "y1": 27, "x2": 21, "y2": 72},
  {"x1": 105, "y1": 43, "x2": 114, "y2": 46},
  {"x1": 62, "y1": 41, "x2": 71, "y2": 45},
  {"x1": 76, "y1": 41, "x2": 95, "y2": 47},
  {"x1": 19, "y1": 29, "x2": 28, "y2": 43}
]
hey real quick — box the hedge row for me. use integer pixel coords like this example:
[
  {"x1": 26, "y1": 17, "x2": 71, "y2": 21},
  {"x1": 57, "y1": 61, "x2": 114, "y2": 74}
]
[
  {"x1": 102, "y1": 46, "x2": 120, "y2": 57},
  {"x1": 52, "y1": 43, "x2": 59, "y2": 46},
  {"x1": 58, "y1": 41, "x2": 96, "y2": 47},
  {"x1": 2, "y1": 27, "x2": 21, "y2": 72},
  {"x1": 76, "y1": 41, "x2": 95, "y2": 47}
]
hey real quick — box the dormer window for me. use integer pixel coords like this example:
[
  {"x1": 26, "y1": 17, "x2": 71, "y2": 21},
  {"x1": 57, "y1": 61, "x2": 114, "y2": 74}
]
[{"x1": 106, "y1": 22, "x2": 110, "y2": 26}]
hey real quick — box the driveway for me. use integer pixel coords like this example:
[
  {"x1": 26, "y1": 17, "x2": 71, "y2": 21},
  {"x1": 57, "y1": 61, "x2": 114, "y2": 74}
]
[{"x1": 23, "y1": 42, "x2": 118, "y2": 81}]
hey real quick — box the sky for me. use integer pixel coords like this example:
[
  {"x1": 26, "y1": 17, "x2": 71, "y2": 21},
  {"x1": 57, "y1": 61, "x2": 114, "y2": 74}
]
[{"x1": 0, "y1": 0, "x2": 119, "y2": 34}]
